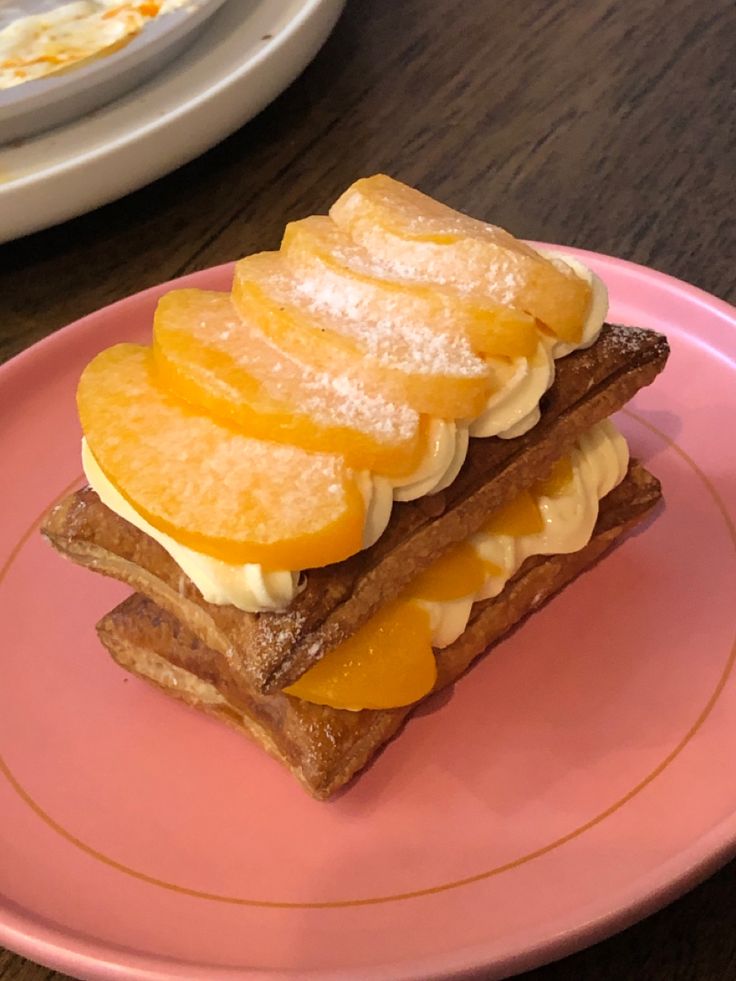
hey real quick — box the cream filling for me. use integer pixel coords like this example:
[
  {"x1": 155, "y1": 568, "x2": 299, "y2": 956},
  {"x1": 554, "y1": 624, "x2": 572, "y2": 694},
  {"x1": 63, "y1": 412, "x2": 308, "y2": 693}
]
[
  {"x1": 357, "y1": 419, "x2": 472, "y2": 546},
  {"x1": 418, "y1": 419, "x2": 629, "y2": 648},
  {"x1": 469, "y1": 340, "x2": 555, "y2": 439},
  {"x1": 84, "y1": 255, "x2": 608, "y2": 613},
  {"x1": 469, "y1": 254, "x2": 606, "y2": 439}
]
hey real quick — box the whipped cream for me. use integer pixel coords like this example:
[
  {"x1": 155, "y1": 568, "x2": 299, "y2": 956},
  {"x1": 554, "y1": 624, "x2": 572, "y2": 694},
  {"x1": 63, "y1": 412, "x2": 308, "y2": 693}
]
[
  {"x1": 356, "y1": 418, "x2": 471, "y2": 547},
  {"x1": 469, "y1": 339, "x2": 554, "y2": 439},
  {"x1": 84, "y1": 253, "x2": 609, "y2": 614},
  {"x1": 418, "y1": 419, "x2": 629, "y2": 648},
  {"x1": 470, "y1": 254, "x2": 606, "y2": 439}
]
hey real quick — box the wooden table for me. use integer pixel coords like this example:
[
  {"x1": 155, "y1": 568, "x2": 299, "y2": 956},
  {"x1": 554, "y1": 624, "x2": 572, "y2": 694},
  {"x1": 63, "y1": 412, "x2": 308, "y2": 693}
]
[{"x1": 1, "y1": 0, "x2": 734, "y2": 977}]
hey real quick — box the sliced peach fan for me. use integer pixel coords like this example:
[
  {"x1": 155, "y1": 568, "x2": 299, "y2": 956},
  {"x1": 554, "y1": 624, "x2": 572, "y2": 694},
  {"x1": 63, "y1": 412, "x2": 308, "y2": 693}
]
[
  {"x1": 152, "y1": 289, "x2": 426, "y2": 478},
  {"x1": 78, "y1": 345, "x2": 365, "y2": 570},
  {"x1": 76, "y1": 176, "x2": 592, "y2": 602},
  {"x1": 330, "y1": 174, "x2": 592, "y2": 342},
  {"x1": 232, "y1": 251, "x2": 494, "y2": 419},
  {"x1": 280, "y1": 215, "x2": 540, "y2": 359}
]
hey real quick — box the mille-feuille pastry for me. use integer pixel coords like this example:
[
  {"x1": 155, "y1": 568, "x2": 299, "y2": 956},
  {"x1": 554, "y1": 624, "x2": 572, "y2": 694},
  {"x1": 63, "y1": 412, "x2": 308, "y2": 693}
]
[{"x1": 43, "y1": 175, "x2": 669, "y2": 798}]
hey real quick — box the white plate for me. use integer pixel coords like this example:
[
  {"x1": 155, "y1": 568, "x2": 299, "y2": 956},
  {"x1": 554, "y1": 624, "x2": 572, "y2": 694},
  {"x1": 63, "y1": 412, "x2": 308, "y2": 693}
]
[
  {"x1": 0, "y1": 0, "x2": 231, "y2": 144},
  {"x1": 0, "y1": 0, "x2": 345, "y2": 243}
]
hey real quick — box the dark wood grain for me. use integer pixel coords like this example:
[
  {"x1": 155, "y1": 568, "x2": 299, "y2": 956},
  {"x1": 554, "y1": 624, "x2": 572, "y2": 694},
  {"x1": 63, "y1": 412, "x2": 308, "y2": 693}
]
[{"x1": 1, "y1": 0, "x2": 734, "y2": 977}]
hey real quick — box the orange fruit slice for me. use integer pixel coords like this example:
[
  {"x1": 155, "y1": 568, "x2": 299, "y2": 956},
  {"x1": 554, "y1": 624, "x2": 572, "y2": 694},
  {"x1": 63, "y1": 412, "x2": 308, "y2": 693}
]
[
  {"x1": 78, "y1": 344, "x2": 365, "y2": 570},
  {"x1": 232, "y1": 250, "x2": 494, "y2": 419},
  {"x1": 330, "y1": 175, "x2": 591, "y2": 343},
  {"x1": 281, "y1": 215, "x2": 539, "y2": 359},
  {"x1": 284, "y1": 600, "x2": 436, "y2": 710},
  {"x1": 152, "y1": 289, "x2": 424, "y2": 478},
  {"x1": 534, "y1": 456, "x2": 574, "y2": 497},
  {"x1": 404, "y1": 541, "x2": 501, "y2": 602},
  {"x1": 482, "y1": 489, "x2": 545, "y2": 537}
]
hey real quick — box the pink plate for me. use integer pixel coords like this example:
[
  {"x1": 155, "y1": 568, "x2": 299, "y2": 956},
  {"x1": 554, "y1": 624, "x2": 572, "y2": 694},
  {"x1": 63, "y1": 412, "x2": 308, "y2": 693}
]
[{"x1": 0, "y1": 250, "x2": 734, "y2": 981}]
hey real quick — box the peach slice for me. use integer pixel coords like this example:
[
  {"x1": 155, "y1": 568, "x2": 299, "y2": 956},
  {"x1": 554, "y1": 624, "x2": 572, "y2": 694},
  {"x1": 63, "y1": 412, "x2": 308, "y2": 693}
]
[
  {"x1": 232, "y1": 251, "x2": 494, "y2": 419},
  {"x1": 152, "y1": 289, "x2": 424, "y2": 478},
  {"x1": 534, "y1": 456, "x2": 574, "y2": 497},
  {"x1": 283, "y1": 600, "x2": 436, "y2": 710},
  {"x1": 330, "y1": 175, "x2": 591, "y2": 343},
  {"x1": 482, "y1": 489, "x2": 545, "y2": 537},
  {"x1": 405, "y1": 541, "x2": 501, "y2": 602},
  {"x1": 78, "y1": 345, "x2": 365, "y2": 570},
  {"x1": 281, "y1": 216, "x2": 539, "y2": 359}
]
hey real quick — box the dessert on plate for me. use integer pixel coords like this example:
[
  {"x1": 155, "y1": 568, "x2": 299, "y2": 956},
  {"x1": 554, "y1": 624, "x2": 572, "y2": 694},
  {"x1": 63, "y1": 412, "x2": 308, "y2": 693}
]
[{"x1": 43, "y1": 175, "x2": 669, "y2": 798}]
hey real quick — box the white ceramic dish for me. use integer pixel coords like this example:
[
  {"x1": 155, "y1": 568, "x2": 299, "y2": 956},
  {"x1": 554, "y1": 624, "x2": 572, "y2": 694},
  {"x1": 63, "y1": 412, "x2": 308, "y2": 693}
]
[
  {"x1": 0, "y1": 0, "x2": 345, "y2": 243},
  {"x1": 0, "y1": 0, "x2": 230, "y2": 143}
]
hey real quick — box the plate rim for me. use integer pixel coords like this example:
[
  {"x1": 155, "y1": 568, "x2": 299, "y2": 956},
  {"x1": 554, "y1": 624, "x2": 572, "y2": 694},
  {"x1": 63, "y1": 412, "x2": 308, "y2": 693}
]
[{"x1": 0, "y1": 247, "x2": 735, "y2": 981}]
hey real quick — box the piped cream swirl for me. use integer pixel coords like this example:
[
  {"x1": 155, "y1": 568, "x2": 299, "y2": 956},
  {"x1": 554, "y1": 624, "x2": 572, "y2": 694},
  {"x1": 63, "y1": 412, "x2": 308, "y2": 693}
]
[{"x1": 419, "y1": 419, "x2": 629, "y2": 648}]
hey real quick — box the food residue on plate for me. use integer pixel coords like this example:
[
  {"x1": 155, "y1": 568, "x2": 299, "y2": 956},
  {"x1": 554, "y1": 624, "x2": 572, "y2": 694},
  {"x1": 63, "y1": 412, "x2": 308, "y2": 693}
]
[{"x1": 0, "y1": 0, "x2": 193, "y2": 89}]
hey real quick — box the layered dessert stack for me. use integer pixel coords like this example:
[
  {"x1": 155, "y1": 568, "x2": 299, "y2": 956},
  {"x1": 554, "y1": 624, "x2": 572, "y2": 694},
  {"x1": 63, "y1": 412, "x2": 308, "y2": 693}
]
[{"x1": 43, "y1": 176, "x2": 669, "y2": 798}]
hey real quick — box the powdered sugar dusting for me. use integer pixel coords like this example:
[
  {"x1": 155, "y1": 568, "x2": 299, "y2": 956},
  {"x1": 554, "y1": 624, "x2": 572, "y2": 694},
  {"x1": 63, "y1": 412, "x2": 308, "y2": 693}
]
[
  {"x1": 81, "y1": 347, "x2": 360, "y2": 550},
  {"x1": 166, "y1": 293, "x2": 420, "y2": 444},
  {"x1": 253, "y1": 243, "x2": 488, "y2": 381}
]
